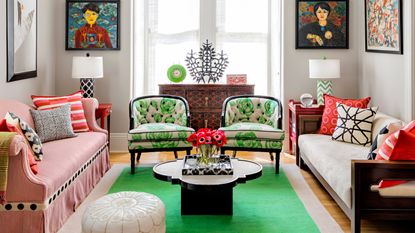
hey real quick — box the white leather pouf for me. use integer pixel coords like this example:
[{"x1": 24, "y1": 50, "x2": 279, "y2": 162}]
[{"x1": 82, "y1": 192, "x2": 166, "y2": 233}]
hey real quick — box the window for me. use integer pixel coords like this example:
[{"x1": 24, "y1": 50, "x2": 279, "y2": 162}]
[{"x1": 134, "y1": 0, "x2": 280, "y2": 98}]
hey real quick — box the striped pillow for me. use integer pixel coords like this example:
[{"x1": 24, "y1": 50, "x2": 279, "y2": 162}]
[
  {"x1": 376, "y1": 121, "x2": 415, "y2": 160},
  {"x1": 31, "y1": 91, "x2": 89, "y2": 133}
]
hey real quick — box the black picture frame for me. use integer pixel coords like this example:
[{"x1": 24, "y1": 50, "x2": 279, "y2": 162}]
[
  {"x1": 65, "y1": 0, "x2": 120, "y2": 50},
  {"x1": 296, "y1": 0, "x2": 349, "y2": 49},
  {"x1": 7, "y1": 0, "x2": 38, "y2": 82},
  {"x1": 365, "y1": 0, "x2": 403, "y2": 54}
]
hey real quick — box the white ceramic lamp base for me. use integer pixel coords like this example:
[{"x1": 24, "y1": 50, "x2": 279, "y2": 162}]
[{"x1": 317, "y1": 80, "x2": 333, "y2": 105}]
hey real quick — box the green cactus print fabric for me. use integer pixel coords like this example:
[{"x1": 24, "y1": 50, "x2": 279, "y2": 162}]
[
  {"x1": 128, "y1": 123, "x2": 194, "y2": 142},
  {"x1": 225, "y1": 98, "x2": 279, "y2": 128},
  {"x1": 132, "y1": 97, "x2": 187, "y2": 128},
  {"x1": 219, "y1": 123, "x2": 285, "y2": 140},
  {"x1": 226, "y1": 138, "x2": 283, "y2": 150},
  {"x1": 128, "y1": 141, "x2": 191, "y2": 150}
]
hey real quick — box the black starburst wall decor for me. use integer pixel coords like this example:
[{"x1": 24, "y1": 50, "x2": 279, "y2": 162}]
[{"x1": 185, "y1": 40, "x2": 229, "y2": 84}]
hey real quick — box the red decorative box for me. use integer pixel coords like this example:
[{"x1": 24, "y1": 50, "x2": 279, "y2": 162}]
[{"x1": 226, "y1": 74, "x2": 247, "y2": 84}]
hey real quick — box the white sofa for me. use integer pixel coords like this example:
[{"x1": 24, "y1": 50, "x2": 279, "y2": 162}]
[{"x1": 298, "y1": 112, "x2": 415, "y2": 233}]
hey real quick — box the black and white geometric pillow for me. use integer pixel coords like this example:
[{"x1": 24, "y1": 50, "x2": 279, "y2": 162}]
[
  {"x1": 367, "y1": 122, "x2": 404, "y2": 160},
  {"x1": 332, "y1": 103, "x2": 378, "y2": 147},
  {"x1": 5, "y1": 112, "x2": 43, "y2": 161}
]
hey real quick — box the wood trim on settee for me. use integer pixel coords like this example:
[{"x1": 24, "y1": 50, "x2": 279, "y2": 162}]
[{"x1": 300, "y1": 154, "x2": 415, "y2": 233}]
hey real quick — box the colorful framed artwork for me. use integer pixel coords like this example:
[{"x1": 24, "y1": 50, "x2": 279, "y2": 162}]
[
  {"x1": 296, "y1": 0, "x2": 349, "y2": 49},
  {"x1": 7, "y1": 0, "x2": 37, "y2": 82},
  {"x1": 365, "y1": 0, "x2": 402, "y2": 54},
  {"x1": 66, "y1": 0, "x2": 120, "y2": 50}
]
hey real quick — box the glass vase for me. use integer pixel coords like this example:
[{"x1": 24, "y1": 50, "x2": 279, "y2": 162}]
[{"x1": 198, "y1": 144, "x2": 217, "y2": 166}]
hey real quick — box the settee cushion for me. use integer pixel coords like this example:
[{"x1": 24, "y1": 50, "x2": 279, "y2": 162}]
[
  {"x1": 37, "y1": 132, "x2": 107, "y2": 198},
  {"x1": 219, "y1": 122, "x2": 284, "y2": 150},
  {"x1": 299, "y1": 134, "x2": 369, "y2": 208},
  {"x1": 128, "y1": 123, "x2": 194, "y2": 150}
]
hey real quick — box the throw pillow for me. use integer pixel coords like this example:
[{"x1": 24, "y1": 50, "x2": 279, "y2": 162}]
[
  {"x1": 332, "y1": 103, "x2": 378, "y2": 146},
  {"x1": 30, "y1": 104, "x2": 77, "y2": 143},
  {"x1": 31, "y1": 91, "x2": 89, "y2": 133},
  {"x1": 0, "y1": 119, "x2": 38, "y2": 174},
  {"x1": 5, "y1": 112, "x2": 43, "y2": 161},
  {"x1": 320, "y1": 94, "x2": 371, "y2": 135},
  {"x1": 376, "y1": 121, "x2": 415, "y2": 160},
  {"x1": 367, "y1": 122, "x2": 404, "y2": 160},
  {"x1": 389, "y1": 131, "x2": 415, "y2": 160}
]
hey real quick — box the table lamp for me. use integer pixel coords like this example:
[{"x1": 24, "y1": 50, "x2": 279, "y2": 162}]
[
  {"x1": 72, "y1": 55, "x2": 103, "y2": 98},
  {"x1": 309, "y1": 58, "x2": 340, "y2": 105}
]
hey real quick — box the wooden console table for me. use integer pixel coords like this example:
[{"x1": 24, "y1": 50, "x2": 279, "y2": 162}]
[
  {"x1": 159, "y1": 84, "x2": 254, "y2": 130},
  {"x1": 288, "y1": 99, "x2": 324, "y2": 166}
]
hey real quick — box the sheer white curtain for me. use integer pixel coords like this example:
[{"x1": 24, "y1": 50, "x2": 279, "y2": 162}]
[
  {"x1": 134, "y1": 0, "x2": 281, "y2": 98},
  {"x1": 216, "y1": 0, "x2": 269, "y2": 95},
  {"x1": 134, "y1": 0, "x2": 199, "y2": 96}
]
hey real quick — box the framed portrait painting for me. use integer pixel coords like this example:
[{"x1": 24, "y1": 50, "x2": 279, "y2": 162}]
[
  {"x1": 7, "y1": 0, "x2": 37, "y2": 82},
  {"x1": 365, "y1": 0, "x2": 402, "y2": 54},
  {"x1": 296, "y1": 0, "x2": 349, "y2": 49},
  {"x1": 66, "y1": 0, "x2": 120, "y2": 50}
]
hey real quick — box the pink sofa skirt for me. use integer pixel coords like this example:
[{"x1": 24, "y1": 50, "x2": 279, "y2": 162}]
[{"x1": 0, "y1": 145, "x2": 109, "y2": 233}]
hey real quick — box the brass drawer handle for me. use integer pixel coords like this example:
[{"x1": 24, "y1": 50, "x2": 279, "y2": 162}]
[{"x1": 205, "y1": 97, "x2": 209, "y2": 107}]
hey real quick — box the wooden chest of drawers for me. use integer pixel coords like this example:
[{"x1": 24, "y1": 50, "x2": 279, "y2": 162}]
[{"x1": 159, "y1": 84, "x2": 254, "y2": 130}]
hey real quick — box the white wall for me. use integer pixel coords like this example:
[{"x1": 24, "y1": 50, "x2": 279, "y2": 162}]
[
  {"x1": 358, "y1": 0, "x2": 414, "y2": 122},
  {"x1": 282, "y1": 0, "x2": 360, "y2": 126},
  {"x1": 54, "y1": 0, "x2": 133, "y2": 137},
  {"x1": 0, "y1": 0, "x2": 56, "y2": 104}
]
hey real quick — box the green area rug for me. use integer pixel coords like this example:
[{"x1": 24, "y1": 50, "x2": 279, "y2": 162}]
[{"x1": 109, "y1": 167, "x2": 319, "y2": 233}]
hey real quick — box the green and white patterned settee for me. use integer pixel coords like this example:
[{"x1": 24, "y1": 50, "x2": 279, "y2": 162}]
[
  {"x1": 219, "y1": 95, "x2": 284, "y2": 173},
  {"x1": 128, "y1": 95, "x2": 194, "y2": 173}
]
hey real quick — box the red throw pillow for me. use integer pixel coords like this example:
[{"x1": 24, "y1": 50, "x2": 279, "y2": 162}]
[
  {"x1": 31, "y1": 91, "x2": 89, "y2": 133},
  {"x1": 320, "y1": 94, "x2": 371, "y2": 135},
  {"x1": 0, "y1": 119, "x2": 38, "y2": 174},
  {"x1": 376, "y1": 121, "x2": 415, "y2": 160}
]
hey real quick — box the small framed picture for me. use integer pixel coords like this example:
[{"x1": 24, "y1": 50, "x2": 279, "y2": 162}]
[
  {"x1": 66, "y1": 0, "x2": 120, "y2": 50},
  {"x1": 365, "y1": 0, "x2": 403, "y2": 54},
  {"x1": 296, "y1": 0, "x2": 349, "y2": 49},
  {"x1": 226, "y1": 74, "x2": 247, "y2": 85}
]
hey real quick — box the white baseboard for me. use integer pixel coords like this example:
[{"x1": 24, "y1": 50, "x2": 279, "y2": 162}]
[{"x1": 110, "y1": 133, "x2": 128, "y2": 153}]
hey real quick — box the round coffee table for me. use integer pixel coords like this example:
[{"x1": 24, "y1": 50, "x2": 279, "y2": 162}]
[{"x1": 153, "y1": 158, "x2": 262, "y2": 215}]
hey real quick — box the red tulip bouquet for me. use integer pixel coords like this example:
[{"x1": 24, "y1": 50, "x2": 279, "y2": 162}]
[{"x1": 187, "y1": 128, "x2": 226, "y2": 165}]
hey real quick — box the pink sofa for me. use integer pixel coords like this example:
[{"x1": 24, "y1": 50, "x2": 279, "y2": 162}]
[{"x1": 0, "y1": 98, "x2": 110, "y2": 233}]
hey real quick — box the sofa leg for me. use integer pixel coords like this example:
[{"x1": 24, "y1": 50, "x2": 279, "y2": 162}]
[
  {"x1": 130, "y1": 152, "x2": 136, "y2": 174},
  {"x1": 269, "y1": 152, "x2": 274, "y2": 161},
  {"x1": 232, "y1": 151, "x2": 237, "y2": 158},
  {"x1": 352, "y1": 216, "x2": 361, "y2": 233},
  {"x1": 220, "y1": 148, "x2": 225, "y2": 155},
  {"x1": 174, "y1": 151, "x2": 178, "y2": 159},
  {"x1": 274, "y1": 150, "x2": 281, "y2": 174},
  {"x1": 186, "y1": 149, "x2": 191, "y2": 155}
]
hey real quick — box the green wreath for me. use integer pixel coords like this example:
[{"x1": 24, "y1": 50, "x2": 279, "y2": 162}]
[{"x1": 167, "y1": 64, "x2": 186, "y2": 83}]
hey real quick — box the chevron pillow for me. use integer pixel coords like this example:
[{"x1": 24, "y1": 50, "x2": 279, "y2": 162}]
[{"x1": 332, "y1": 103, "x2": 378, "y2": 146}]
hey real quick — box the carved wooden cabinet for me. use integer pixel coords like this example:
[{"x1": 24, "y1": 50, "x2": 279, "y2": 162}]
[
  {"x1": 159, "y1": 84, "x2": 255, "y2": 130},
  {"x1": 288, "y1": 99, "x2": 324, "y2": 166}
]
